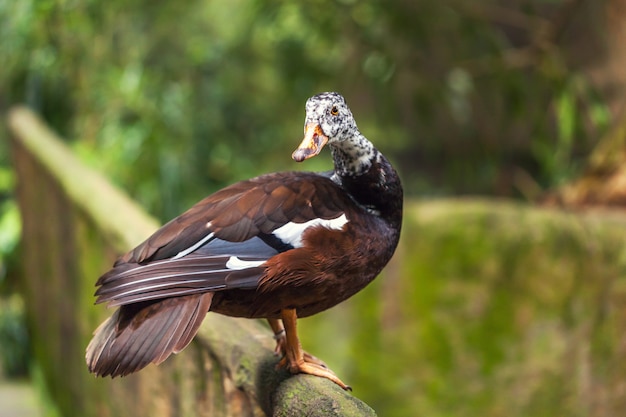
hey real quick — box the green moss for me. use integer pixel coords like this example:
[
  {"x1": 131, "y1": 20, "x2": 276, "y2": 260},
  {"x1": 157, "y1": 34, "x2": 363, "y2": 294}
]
[{"x1": 272, "y1": 375, "x2": 376, "y2": 417}]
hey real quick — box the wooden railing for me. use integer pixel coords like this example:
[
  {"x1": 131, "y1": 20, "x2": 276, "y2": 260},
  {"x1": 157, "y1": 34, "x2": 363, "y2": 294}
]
[{"x1": 8, "y1": 107, "x2": 375, "y2": 417}]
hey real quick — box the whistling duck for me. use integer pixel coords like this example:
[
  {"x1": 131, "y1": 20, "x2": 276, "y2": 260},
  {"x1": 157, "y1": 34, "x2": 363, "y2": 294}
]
[{"x1": 86, "y1": 92, "x2": 403, "y2": 390}]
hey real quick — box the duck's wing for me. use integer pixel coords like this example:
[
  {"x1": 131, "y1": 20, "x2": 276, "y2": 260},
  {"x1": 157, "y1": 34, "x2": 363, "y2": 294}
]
[{"x1": 94, "y1": 172, "x2": 350, "y2": 307}]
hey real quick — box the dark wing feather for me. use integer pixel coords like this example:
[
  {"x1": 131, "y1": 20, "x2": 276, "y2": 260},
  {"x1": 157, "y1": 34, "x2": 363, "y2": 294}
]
[
  {"x1": 95, "y1": 254, "x2": 265, "y2": 306},
  {"x1": 121, "y1": 172, "x2": 347, "y2": 264}
]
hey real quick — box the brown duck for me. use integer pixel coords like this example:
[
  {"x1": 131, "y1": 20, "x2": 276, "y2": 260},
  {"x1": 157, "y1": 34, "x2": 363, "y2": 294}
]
[{"x1": 86, "y1": 92, "x2": 403, "y2": 389}]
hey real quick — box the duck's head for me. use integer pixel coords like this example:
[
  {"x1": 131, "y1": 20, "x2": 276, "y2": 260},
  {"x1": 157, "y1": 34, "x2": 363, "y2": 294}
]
[{"x1": 292, "y1": 92, "x2": 359, "y2": 162}]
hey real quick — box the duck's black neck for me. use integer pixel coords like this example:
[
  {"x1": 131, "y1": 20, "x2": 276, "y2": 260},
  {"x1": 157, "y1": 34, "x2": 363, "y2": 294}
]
[
  {"x1": 330, "y1": 132, "x2": 375, "y2": 177},
  {"x1": 332, "y1": 149, "x2": 403, "y2": 230}
]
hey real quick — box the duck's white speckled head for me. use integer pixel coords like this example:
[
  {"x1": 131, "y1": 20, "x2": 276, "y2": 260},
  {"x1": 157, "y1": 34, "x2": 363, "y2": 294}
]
[{"x1": 293, "y1": 92, "x2": 375, "y2": 176}]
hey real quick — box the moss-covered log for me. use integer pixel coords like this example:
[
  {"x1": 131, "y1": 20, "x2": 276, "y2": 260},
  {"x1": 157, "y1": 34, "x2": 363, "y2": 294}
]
[{"x1": 8, "y1": 106, "x2": 375, "y2": 417}]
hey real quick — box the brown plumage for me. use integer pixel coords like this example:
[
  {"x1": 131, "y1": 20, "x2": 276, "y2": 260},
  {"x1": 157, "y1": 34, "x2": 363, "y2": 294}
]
[{"x1": 86, "y1": 92, "x2": 403, "y2": 389}]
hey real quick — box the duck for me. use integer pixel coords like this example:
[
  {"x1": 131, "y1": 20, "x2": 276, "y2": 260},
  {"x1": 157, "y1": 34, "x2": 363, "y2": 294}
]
[{"x1": 86, "y1": 92, "x2": 403, "y2": 390}]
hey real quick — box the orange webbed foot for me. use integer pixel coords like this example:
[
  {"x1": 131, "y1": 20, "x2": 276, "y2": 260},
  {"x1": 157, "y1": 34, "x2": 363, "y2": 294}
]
[
  {"x1": 268, "y1": 312, "x2": 352, "y2": 391},
  {"x1": 277, "y1": 353, "x2": 352, "y2": 391}
]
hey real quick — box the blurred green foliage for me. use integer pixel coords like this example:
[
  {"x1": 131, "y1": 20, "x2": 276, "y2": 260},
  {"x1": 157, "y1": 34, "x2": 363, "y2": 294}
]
[
  {"x1": 0, "y1": 165, "x2": 24, "y2": 380},
  {"x1": 0, "y1": 0, "x2": 612, "y2": 220},
  {"x1": 0, "y1": 295, "x2": 29, "y2": 378}
]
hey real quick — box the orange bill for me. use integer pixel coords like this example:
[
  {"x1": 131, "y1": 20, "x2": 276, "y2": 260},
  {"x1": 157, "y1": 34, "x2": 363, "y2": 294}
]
[{"x1": 292, "y1": 123, "x2": 329, "y2": 162}]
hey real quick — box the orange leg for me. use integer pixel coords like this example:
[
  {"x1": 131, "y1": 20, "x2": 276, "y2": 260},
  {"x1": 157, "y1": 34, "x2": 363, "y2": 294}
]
[
  {"x1": 267, "y1": 318, "x2": 286, "y2": 356},
  {"x1": 268, "y1": 317, "x2": 330, "y2": 368},
  {"x1": 272, "y1": 308, "x2": 351, "y2": 390}
]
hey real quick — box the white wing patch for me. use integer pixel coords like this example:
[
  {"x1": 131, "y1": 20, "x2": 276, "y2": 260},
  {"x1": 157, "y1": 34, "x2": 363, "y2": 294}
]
[
  {"x1": 273, "y1": 213, "x2": 348, "y2": 248},
  {"x1": 173, "y1": 231, "x2": 215, "y2": 259},
  {"x1": 226, "y1": 256, "x2": 266, "y2": 270}
]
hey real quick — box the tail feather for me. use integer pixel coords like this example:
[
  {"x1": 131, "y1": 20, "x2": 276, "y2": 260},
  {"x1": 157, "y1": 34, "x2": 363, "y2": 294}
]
[{"x1": 86, "y1": 293, "x2": 213, "y2": 377}]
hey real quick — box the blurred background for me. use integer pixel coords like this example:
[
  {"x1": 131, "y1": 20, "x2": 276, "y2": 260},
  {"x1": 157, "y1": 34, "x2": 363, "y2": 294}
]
[{"x1": 1, "y1": 0, "x2": 626, "y2": 416}]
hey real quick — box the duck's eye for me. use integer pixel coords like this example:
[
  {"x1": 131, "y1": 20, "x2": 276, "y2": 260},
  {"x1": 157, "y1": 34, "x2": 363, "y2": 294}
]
[{"x1": 330, "y1": 106, "x2": 339, "y2": 116}]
